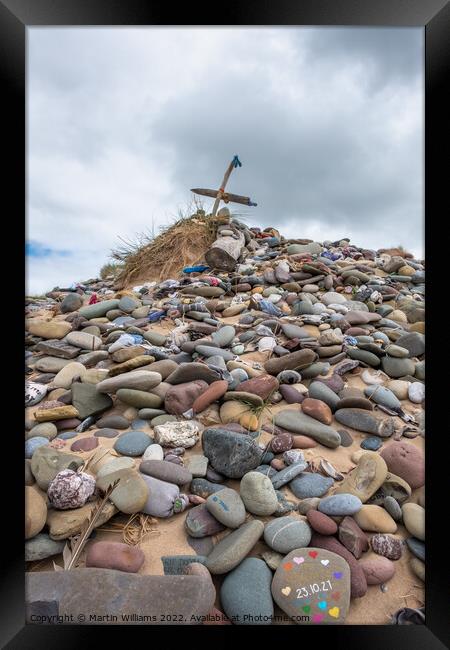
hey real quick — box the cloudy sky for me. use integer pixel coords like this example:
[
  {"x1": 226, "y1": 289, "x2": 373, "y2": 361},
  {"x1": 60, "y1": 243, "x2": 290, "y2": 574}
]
[{"x1": 27, "y1": 27, "x2": 423, "y2": 294}]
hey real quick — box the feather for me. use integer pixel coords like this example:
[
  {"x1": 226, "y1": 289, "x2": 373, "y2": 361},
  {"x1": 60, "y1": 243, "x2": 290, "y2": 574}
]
[{"x1": 66, "y1": 479, "x2": 120, "y2": 570}]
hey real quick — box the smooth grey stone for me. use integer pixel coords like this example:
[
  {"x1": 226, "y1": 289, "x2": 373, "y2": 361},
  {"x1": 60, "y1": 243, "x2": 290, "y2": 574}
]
[
  {"x1": 406, "y1": 537, "x2": 425, "y2": 561},
  {"x1": 205, "y1": 520, "x2": 264, "y2": 575},
  {"x1": 263, "y1": 516, "x2": 312, "y2": 553},
  {"x1": 361, "y1": 436, "x2": 383, "y2": 451},
  {"x1": 211, "y1": 325, "x2": 236, "y2": 348},
  {"x1": 281, "y1": 323, "x2": 310, "y2": 340},
  {"x1": 289, "y1": 472, "x2": 334, "y2": 498},
  {"x1": 334, "y1": 408, "x2": 396, "y2": 437},
  {"x1": 195, "y1": 345, "x2": 235, "y2": 361},
  {"x1": 364, "y1": 386, "x2": 401, "y2": 411},
  {"x1": 220, "y1": 558, "x2": 273, "y2": 625},
  {"x1": 274, "y1": 410, "x2": 341, "y2": 448},
  {"x1": 337, "y1": 429, "x2": 354, "y2": 447},
  {"x1": 166, "y1": 362, "x2": 221, "y2": 385},
  {"x1": 25, "y1": 534, "x2": 65, "y2": 561},
  {"x1": 308, "y1": 381, "x2": 340, "y2": 410},
  {"x1": 383, "y1": 496, "x2": 403, "y2": 522},
  {"x1": 190, "y1": 478, "x2": 224, "y2": 499},
  {"x1": 318, "y1": 494, "x2": 362, "y2": 516},
  {"x1": 346, "y1": 348, "x2": 381, "y2": 367},
  {"x1": 206, "y1": 487, "x2": 246, "y2": 528},
  {"x1": 56, "y1": 431, "x2": 78, "y2": 440},
  {"x1": 114, "y1": 431, "x2": 153, "y2": 456},
  {"x1": 79, "y1": 299, "x2": 120, "y2": 319},
  {"x1": 381, "y1": 356, "x2": 416, "y2": 378},
  {"x1": 270, "y1": 461, "x2": 308, "y2": 489},
  {"x1": 395, "y1": 332, "x2": 425, "y2": 357},
  {"x1": 137, "y1": 408, "x2": 166, "y2": 420},
  {"x1": 301, "y1": 363, "x2": 330, "y2": 379},
  {"x1": 25, "y1": 437, "x2": 49, "y2": 459}
]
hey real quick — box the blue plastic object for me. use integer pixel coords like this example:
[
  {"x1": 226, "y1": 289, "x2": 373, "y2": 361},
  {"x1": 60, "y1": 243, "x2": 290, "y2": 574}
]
[{"x1": 183, "y1": 265, "x2": 209, "y2": 274}]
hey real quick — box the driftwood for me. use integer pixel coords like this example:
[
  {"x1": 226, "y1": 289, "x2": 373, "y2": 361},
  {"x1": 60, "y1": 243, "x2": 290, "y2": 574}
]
[{"x1": 205, "y1": 229, "x2": 246, "y2": 271}]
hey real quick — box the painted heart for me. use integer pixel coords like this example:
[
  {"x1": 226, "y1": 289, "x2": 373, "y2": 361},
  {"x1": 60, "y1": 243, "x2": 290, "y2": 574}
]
[
  {"x1": 333, "y1": 571, "x2": 343, "y2": 579},
  {"x1": 309, "y1": 551, "x2": 318, "y2": 559},
  {"x1": 321, "y1": 559, "x2": 330, "y2": 566},
  {"x1": 283, "y1": 562, "x2": 293, "y2": 571},
  {"x1": 329, "y1": 607, "x2": 340, "y2": 618},
  {"x1": 332, "y1": 592, "x2": 341, "y2": 601},
  {"x1": 293, "y1": 556, "x2": 305, "y2": 565},
  {"x1": 281, "y1": 586, "x2": 291, "y2": 596},
  {"x1": 317, "y1": 601, "x2": 327, "y2": 610},
  {"x1": 302, "y1": 606, "x2": 311, "y2": 614},
  {"x1": 312, "y1": 614, "x2": 324, "y2": 623}
]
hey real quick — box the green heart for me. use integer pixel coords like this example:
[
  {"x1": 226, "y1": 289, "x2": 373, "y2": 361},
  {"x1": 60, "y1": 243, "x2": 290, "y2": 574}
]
[{"x1": 302, "y1": 606, "x2": 311, "y2": 613}]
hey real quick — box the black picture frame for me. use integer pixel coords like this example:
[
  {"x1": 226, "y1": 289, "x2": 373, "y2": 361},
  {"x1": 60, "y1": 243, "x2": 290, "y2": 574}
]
[{"x1": 2, "y1": 0, "x2": 449, "y2": 646}]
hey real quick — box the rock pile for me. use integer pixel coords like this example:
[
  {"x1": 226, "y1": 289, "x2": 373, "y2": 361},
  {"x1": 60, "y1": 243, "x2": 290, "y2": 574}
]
[{"x1": 25, "y1": 213, "x2": 425, "y2": 624}]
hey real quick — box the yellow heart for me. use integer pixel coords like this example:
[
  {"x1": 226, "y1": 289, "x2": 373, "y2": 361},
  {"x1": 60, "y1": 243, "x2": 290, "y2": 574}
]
[
  {"x1": 281, "y1": 586, "x2": 291, "y2": 596},
  {"x1": 328, "y1": 607, "x2": 340, "y2": 618}
]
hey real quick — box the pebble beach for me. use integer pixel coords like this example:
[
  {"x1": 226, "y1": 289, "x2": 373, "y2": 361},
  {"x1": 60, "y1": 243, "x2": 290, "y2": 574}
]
[{"x1": 25, "y1": 216, "x2": 425, "y2": 625}]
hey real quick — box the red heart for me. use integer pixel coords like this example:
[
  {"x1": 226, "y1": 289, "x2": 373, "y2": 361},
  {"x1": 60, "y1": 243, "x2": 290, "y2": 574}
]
[
  {"x1": 309, "y1": 551, "x2": 318, "y2": 559},
  {"x1": 332, "y1": 592, "x2": 341, "y2": 600},
  {"x1": 283, "y1": 562, "x2": 293, "y2": 571}
]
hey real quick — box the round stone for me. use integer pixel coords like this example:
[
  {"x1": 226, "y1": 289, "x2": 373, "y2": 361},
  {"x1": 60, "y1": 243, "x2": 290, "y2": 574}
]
[
  {"x1": 25, "y1": 437, "x2": 49, "y2": 459},
  {"x1": 264, "y1": 516, "x2": 312, "y2": 553},
  {"x1": 114, "y1": 431, "x2": 153, "y2": 457},
  {"x1": 271, "y1": 547, "x2": 351, "y2": 624},
  {"x1": 27, "y1": 422, "x2": 58, "y2": 441},
  {"x1": 289, "y1": 473, "x2": 334, "y2": 499},
  {"x1": 318, "y1": 494, "x2": 362, "y2": 516},
  {"x1": 240, "y1": 471, "x2": 278, "y2": 516},
  {"x1": 361, "y1": 436, "x2": 383, "y2": 451},
  {"x1": 205, "y1": 487, "x2": 246, "y2": 528},
  {"x1": 380, "y1": 442, "x2": 425, "y2": 489},
  {"x1": 142, "y1": 444, "x2": 164, "y2": 461}
]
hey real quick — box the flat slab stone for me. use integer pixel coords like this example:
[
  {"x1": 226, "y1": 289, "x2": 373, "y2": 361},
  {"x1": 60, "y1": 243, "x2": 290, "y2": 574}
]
[
  {"x1": 35, "y1": 340, "x2": 81, "y2": 359},
  {"x1": 26, "y1": 569, "x2": 215, "y2": 624}
]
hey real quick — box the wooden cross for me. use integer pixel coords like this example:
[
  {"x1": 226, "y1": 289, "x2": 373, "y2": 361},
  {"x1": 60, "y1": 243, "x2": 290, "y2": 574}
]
[{"x1": 191, "y1": 155, "x2": 257, "y2": 216}]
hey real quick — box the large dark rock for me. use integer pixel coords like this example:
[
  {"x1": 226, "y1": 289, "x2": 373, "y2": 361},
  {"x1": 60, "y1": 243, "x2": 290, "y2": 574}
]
[{"x1": 202, "y1": 428, "x2": 263, "y2": 478}]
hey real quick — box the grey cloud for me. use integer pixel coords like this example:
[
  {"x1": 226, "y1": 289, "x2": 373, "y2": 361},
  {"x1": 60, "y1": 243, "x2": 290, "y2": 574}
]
[{"x1": 27, "y1": 27, "x2": 423, "y2": 294}]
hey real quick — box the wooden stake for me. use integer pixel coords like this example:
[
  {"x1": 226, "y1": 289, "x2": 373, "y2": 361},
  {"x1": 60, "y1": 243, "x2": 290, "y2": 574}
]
[{"x1": 211, "y1": 156, "x2": 239, "y2": 217}]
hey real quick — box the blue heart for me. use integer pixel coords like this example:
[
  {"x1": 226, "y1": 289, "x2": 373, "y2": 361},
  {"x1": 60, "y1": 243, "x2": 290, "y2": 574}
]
[{"x1": 317, "y1": 601, "x2": 327, "y2": 610}]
